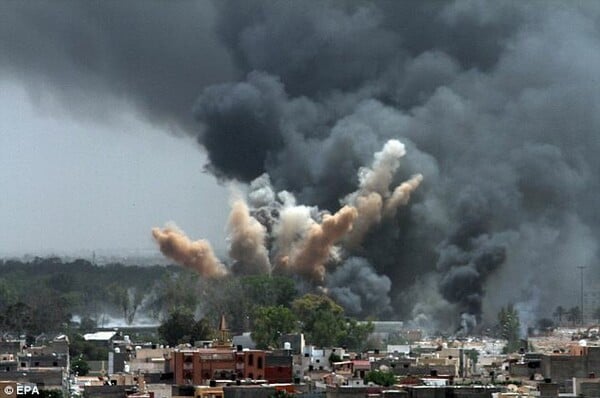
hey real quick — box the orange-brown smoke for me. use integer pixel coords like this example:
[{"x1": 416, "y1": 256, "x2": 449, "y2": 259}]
[
  {"x1": 151, "y1": 226, "x2": 228, "y2": 278},
  {"x1": 345, "y1": 192, "x2": 383, "y2": 248},
  {"x1": 384, "y1": 174, "x2": 424, "y2": 217},
  {"x1": 227, "y1": 200, "x2": 271, "y2": 274},
  {"x1": 282, "y1": 205, "x2": 357, "y2": 283}
]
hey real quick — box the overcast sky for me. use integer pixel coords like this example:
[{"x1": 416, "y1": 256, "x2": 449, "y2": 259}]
[
  {"x1": 0, "y1": 1, "x2": 239, "y2": 258},
  {"x1": 0, "y1": 79, "x2": 230, "y2": 257}
]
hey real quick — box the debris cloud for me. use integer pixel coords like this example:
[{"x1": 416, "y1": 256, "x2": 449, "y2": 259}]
[
  {"x1": 151, "y1": 225, "x2": 228, "y2": 278},
  {"x1": 227, "y1": 199, "x2": 271, "y2": 275},
  {"x1": 281, "y1": 205, "x2": 358, "y2": 283}
]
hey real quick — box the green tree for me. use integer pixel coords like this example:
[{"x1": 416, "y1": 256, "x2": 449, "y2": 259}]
[
  {"x1": 593, "y1": 307, "x2": 600, "y2": 321},
  {"x1": 78, "y1": 316, "x2": 97, "y2": 332},
  {"x1": 190, "y1": 318, "x2": 213, "y2": 343},
  {"x1": 158, "y1": 308, "x2": 212, "y2": 346},
  {"x1": 0, "y1": 302, "x2": 34, "y2": 332},
  {"x1": 0, "y1": 278, "x2": 17, "y2": 309},
  {"x1": 365, "y1": 370, "x2": 396, "y2": 386},
  {"x1": 292, "y1": 294, "x2": 347, "y2": 347},
  {"x1": 465, "y1": 349, "x2": 479, "y2": 373},
  {"x1": 340, "y1": 319, "x2": 374, "y2": 351},
  {"x1": 71, "y1": 356, "x2": 90, "y2": 376},
  {"x1": 68, "y1": 332, "x2": 108, "y2": 361},
  {"x1": 567, "y1": 306, "x2": 581, "y2": 326},
  {"x1": 251, "y1": 306, "x2": 298, "y2": 349},
  {"x1": 240, "y1": 275, "x2": 297, "y2": 308},
  {"x1": 146, "y1": 272, "x2": 199, "y2": 319},
  {"x1": 202, "y1": 275, "x2": 298, "y2": 333},
  {"x1": 498, "y1": 304, "x2": 521, "y2": 353},
  {"x1": 108, "y1": 284, "x2": 145, "y2": 325},
  {"x1": 329, "y1": 352, "x2": 342, "y2": 366},
  {"x1": 553, "y1": 305, "x2": 565, "y2": 325},
  {"x1": 536, "y1": 318, "x2": 554, "y2": 331}
]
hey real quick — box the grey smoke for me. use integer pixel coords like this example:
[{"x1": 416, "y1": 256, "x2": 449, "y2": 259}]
[
  {"x1": 326, "y1": 257, "x2": 392, "y2": 318},
  {"x1": 4, "y1": 1, "x2": 600, "y2": 330}
]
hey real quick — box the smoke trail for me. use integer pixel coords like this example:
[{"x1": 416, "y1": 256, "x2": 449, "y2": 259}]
[
  {"x1": 151, "y1": 225, "x2": 228, "y2": 278},
  {"x1": 227, "y1": 200, "x2": 271, "y2": 275},
  {"x1": 357, "y1": 139, "x2": 406, "y2": 195},
  {"x1": 281, "y1": 205, "x2": 358, "y2": 283},
  {"x1": 344, "y1": 139, "x2": 417, "y2": 247},
  {"x1": 345, "y1": 192, "x2": 383, "y2": 248},
  {"x1": 384, "y1": 173, "x2": 424, "y2": 217}
]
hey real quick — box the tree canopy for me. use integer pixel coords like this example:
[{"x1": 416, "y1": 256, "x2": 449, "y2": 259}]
[
  {"x1": 158, "y1": 308, "x2": 212, "y2": 347},
  {"x1": 251, "y1": 305, "x2": 298, "y2": 349},
  {"x1": 498, "y1": 304, "x2": 521, "y2": 353},
  {"x1": 365, "y1": 370, "x2": 396, "y2": 386}
]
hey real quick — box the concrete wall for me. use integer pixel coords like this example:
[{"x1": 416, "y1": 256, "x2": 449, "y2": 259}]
[
  {"x1": 222, "y1": 386, "x2": 275, "y2": 398},
  {"x1": 541, "y1": 355, "x2": 586, "y2": 387},
  {"x1": 1, "y1": 368, "x2": 65, "y2": 389},
  {"x1": 147, "y1": 384, "x2": 172, "y2": 398},
  {"x1": 580, "y1": 381, "x2": 600, "y2": 397},
  {"x1": 84, "y1": 385, "x2": 131, "y2": 398},
  {"x1": 586, "y1": 346, "x2": 600, "y2": 375}
]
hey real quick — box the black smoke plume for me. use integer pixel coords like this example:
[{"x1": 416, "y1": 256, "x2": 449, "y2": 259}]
[{"x1": 3, "y1": 1, "x2": 600, "y2": 331}]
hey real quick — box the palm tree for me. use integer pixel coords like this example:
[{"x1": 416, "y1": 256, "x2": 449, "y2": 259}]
[
  {"x1": 566, "y1": 306, "x2": 581, "y2": 326},
  {"x1": 553, "y1": 306, "x2": 566, "y2": 325}
]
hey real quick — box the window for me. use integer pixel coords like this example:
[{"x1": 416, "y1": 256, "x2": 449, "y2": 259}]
[
  {"x1": 248, "y1": 354, "x2": 254, "y2": 366},
  {"x1": 257, "y1": 357, "x2": 263, "y2": 369}
]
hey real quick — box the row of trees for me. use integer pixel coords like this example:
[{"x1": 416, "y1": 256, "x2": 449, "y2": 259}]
[
  {"x1": 552, "y1": 305, "x2": 588, "y2": 325},
  {"x1": 1, "y1": 258, "x2": 374, "y2": 352},
  {"x1": 156, "y1": 292, "x2": 374, "y2": 351},
  {"x1": 251, "y1": 294, "x2": 374, "y2": 350},
  {"x1": 0, "y1": 258, "x2": 179, "y2": 334}
]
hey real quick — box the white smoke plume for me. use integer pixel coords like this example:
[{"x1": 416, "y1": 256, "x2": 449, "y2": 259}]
[
  {"x1": 272, "y1": 204, "x2": 314, "y2": 265},
  {"x1": 384, "y1": 173, "x2": 424, "y2": 217},
  {"x1": 227, "y1": 199, "x2": 271, "y2": 275},
  {"x1": 345, "y1": 139, "x2": 422, "y2": 247}
]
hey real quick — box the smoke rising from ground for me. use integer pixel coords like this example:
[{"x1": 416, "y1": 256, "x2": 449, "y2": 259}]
[
  {"x1": 151, "y1": 225, "x2": 228, "y2": 279},
  {"x1": 151, "y1": 139, "x2": 416, "y2": 313},
  {"x1": 5, "y1": 1, "x2": 600, "y2": 332},
  {"x1": 227, "y1": 200, "x2": 271, "y2": 275},
  {"x1": 280, "y1": 205, "x2": 358, "y2": 283}
]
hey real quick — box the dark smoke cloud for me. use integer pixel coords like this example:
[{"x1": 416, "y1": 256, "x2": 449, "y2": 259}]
[
  {"x1": 5, "y1": 1, "x2": 600, "y2": 331},
  {"x1": 193, "y1": 72, "x2": 285, "y2": 181},
  {"x1": 326, "y1": 257, "x2": 392, "y2": 318},
  {"x1": 0, "y1": 1, "x2": 235, "y2": 129}
]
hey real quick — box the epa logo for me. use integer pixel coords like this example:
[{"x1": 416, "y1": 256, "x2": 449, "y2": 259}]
[{"x1": 3, "y1": 385, "x2": 39, "y2": 396}]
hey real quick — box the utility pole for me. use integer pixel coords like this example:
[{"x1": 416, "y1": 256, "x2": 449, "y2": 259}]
[{"x1": 577, "y1": 266, "x2": 586, "y2": 325}]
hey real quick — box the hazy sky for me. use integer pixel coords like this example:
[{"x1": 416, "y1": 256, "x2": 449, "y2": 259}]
[{"x1": 0, "y1": 79, "x2": 230, "y2": 257}]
